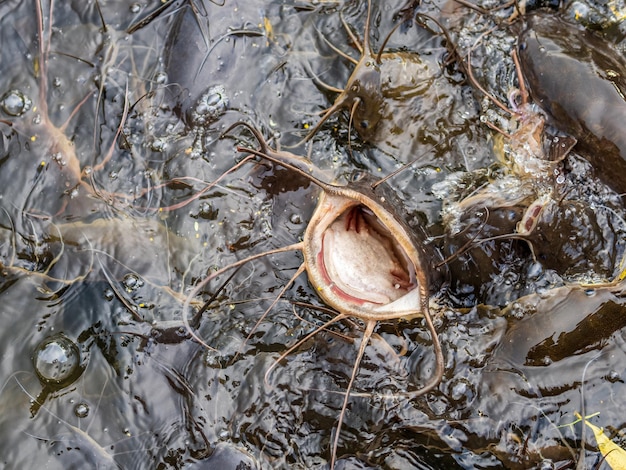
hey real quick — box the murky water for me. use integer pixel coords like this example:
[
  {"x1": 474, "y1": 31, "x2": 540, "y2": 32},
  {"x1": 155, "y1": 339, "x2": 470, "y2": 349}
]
[{"x1": 2, "y1": 0, "x2": 626, "y2": 469}]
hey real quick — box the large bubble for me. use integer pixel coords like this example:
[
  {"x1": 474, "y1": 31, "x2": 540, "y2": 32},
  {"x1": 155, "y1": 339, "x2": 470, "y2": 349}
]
[
  {"x1": 32, "y1": 333, "x2": 83, "y2": 387},
  {"x1": 0, "y1": 89, "x2": 32, "y2": 117}
]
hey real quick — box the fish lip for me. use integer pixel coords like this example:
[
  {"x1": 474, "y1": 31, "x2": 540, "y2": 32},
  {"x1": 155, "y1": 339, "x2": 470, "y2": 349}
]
[{"x1": 304, "y1": 192, "x2": 426, "y2": 321}]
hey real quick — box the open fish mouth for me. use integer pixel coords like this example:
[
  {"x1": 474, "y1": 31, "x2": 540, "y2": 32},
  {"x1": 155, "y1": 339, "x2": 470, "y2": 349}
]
[
  {"x1": 318, "y1": 203, "x2": 417, "y2": 307},
  {"x1": 301, "y1": 184, "x2": 429, "y2": 322}
]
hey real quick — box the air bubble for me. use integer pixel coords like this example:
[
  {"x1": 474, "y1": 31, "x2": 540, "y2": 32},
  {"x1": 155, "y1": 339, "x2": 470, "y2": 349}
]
[
  {"x1": 1, "y1": 89, "x2": 32, "y2": 116},
  {"x1": 123, "y1": 273, "x2": 143, "y2": 292},
  {"x1": 449, "y1": 378, "x2": 475, "y2": 405},
  {"x1": 103, "y1": 288, "x2": 114, "y2": 301},
  {"x1": 607, "y1": 370, "x2": 621, "y2": 383},
  {"x1": 74, "y1": 402, "x2": 89, "y2": 418},
  {"x1": 33, "y1": 334, "x2": 82, "y2": 386},
  {"x1": 154, "y1": 72, "x2": 168, "y2": 85}
]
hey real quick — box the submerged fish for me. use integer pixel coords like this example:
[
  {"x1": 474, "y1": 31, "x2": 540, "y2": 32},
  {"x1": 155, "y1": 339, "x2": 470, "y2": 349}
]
[{"x1": 518, "y1": 13, "x2": 626, "y2": 193}]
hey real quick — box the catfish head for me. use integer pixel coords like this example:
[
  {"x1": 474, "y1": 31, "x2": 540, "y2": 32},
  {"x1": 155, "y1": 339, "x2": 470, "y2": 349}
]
[{"x1": 336, "y1": 58, "x2": 386, "y2": 141}]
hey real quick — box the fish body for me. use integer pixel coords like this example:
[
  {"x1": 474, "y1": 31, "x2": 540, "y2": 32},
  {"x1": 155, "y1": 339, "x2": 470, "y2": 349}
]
[{"x1": 518, "y1": 13, "x2": 626, "y2": 192}]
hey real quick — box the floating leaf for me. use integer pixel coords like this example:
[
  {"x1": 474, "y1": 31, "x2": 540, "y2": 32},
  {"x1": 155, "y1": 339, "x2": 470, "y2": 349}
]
[{"x1": 575, "y1": 413, "x2": 626, "y2": 470}]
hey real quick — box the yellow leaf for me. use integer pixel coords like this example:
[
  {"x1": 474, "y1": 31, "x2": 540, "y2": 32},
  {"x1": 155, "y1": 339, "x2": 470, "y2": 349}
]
[
  {"x1": 263, "y1": 17, "x2": 273, "y2": 43},
  {"x1": 576, "y1": 413, "x2": 626, "y2": 470}
]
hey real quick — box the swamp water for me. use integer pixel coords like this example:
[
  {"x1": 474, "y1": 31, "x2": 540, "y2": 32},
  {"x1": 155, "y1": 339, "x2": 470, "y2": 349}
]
[{"x1": 1, "y1": 0, "x2": 626, "y2": 469}]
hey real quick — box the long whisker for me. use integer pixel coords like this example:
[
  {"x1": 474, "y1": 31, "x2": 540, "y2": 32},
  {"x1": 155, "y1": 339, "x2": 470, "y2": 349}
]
[
  {"x1": 93, "y1": 82, "x2": 130, "y2": 172},
  {"x1": 289, "y1": 303, "x2": 355, "y2": 342},
  {"x1": 330, "y1": 319, "x2": 376, "y2": 469},
  {"x1": 97, "y1": 255, "x2": 144, "y2": 322},
  {"x1": 196, "y1": 264, "x2": 244, "y2": 318},
  {"x1": 466, "y1": 27, "x2": 517, "y2": 116},
  {"x1": 376, "y1": 22, "x2": 403, "y2": 64},
  {"x1": 145, "y1": 155, "x2": 256, "y2": 212},
  {"x1": 264, "y1": 312, "x2": 348, "y2": 386},
  {"x1": 237, "y1": 147, "x2": 334, "y2": 192},
  {"x1": 371, "y1": 140, "x2": 443, "y2": 189},
  {"x1": 437, "y1": 208, "x2": 490, "y2": 267},
  {"x1": 59, "y1": 92, "x2": 92, "y2": 133},
  {"x1": 340, "y1": 10, "x2": 363, "y2": 56},
  {"x1": 303, "y1": 59, "x2": 345, "y2": 93},
  {"x1": 304, "y1": 96, "x2": 350, "y2": 143},
  {"x1": 316, "y1": 25, "x2": 359, "y2": 66},
  {"x1": 409, "y1": 298, "x2": 444, "y2": 398},
  {"x1": 231, "y1": 263, "x2": 307, "y2": 363},
  {"x1": 195, "y1": 29, "x2": 264, "y2": 83},
  {"x1": 347, "y1": 98, "x2": 360, "y2": 158},
  {"x1": 511, "y1": 48, "x2": 528, "y2": 103},
  {"x1": 126, "y1": 0, "x2": 182, "y2": 34},
  {"x1": 182, "y1": 242, "x2": 305, "y2": 351},
  {"x1": 35, "y1": 0, "x2": 49, "y2": 118}
]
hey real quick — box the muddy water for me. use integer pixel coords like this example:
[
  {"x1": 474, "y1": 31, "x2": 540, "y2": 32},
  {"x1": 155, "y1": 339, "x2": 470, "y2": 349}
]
[{"x1": 1, "y1": 0, "x2": 626, "y2": 469}]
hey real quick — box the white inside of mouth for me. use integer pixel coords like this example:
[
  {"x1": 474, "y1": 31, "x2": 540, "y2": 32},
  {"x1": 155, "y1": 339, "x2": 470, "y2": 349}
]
[{"x1": 320, "y1": 205, "x2": 417, "y2": 306}]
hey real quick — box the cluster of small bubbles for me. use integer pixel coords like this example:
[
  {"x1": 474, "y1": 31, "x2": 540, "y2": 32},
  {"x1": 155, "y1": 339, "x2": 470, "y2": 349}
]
[
  {"x1": 506, "y1": 302, "x2": 526, "y2": 319},
  {"x1": 150, "y1": 138, "x2": 167, "y2": 152},
  {"x1": 190, "y1": 85, "x2": 229, "y2": 126},
  {"x1": 33, "y1": 334, "x2": 82, "y2": 386},
  {"x1": 1, "y1": 89, "x2": 32, "y2": 116},
  {"x1": 188, "y1": 147, "x2": 203, "y2": 160},
  {"x1": 540, "y1": 356, "x2": 553, "y2": 366},
  {"x1": 74, "y1": 402, "x2": 90, "y2": 418},
  {"x1": 52, "y1": 152, "x2": 66, "y2": 167},
  {"x1": 123, "y1": 273, "x2": 144, "y2": 292},
  {"x1": 554, "y1": 167, "x2": 566, "y2": 184}
]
